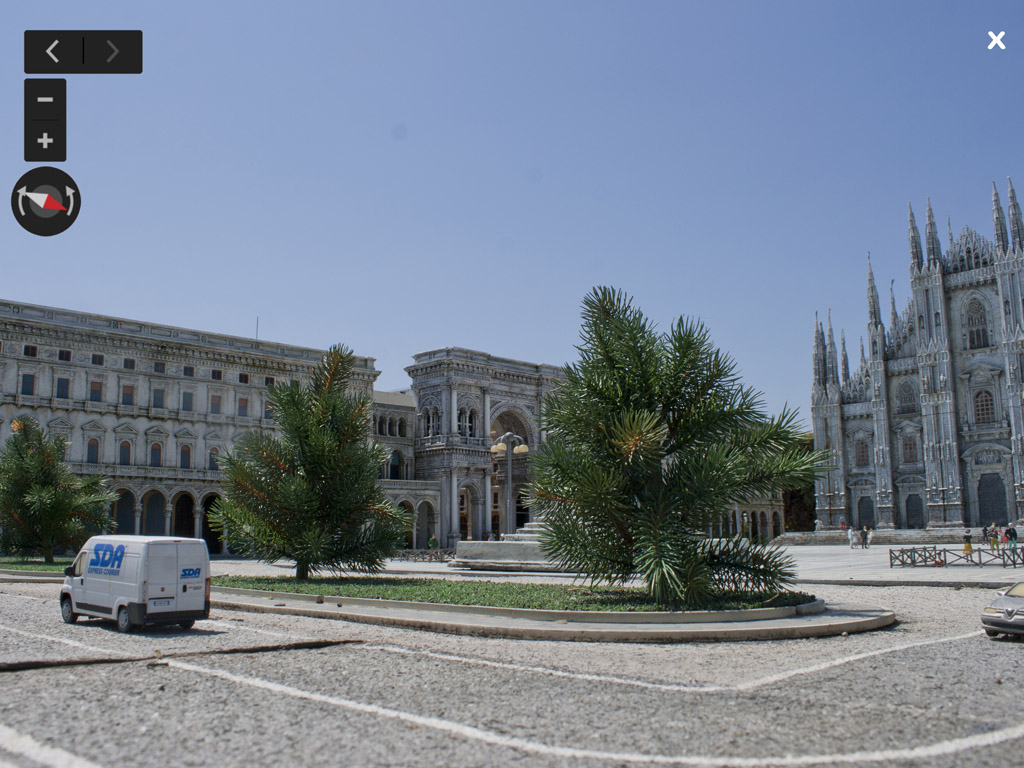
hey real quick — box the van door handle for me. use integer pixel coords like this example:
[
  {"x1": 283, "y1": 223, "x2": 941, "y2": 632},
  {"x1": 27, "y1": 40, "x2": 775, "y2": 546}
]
[
  {"x1": 79, "y1": 578, "x2": 83, "y2": 586},
  {"x1": 182, "y1": 585, "x2": 187, "y2": 592}
]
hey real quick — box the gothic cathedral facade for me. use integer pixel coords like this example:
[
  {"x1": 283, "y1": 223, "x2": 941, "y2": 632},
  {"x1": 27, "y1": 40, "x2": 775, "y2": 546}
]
[{"x1": 813, "y1": 180, "x2": 1024, "y2": 530}]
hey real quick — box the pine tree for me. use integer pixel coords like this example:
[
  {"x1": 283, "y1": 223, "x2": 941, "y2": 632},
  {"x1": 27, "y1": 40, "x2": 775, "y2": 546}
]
[
  {"x1": 208, "y1": 345, "x2": 411, "y2": 579},
  {"x1": 0, "y1": 418, "x2": 116, "y2": 563},
  {"x1": 528, "y1": 288, "x2": 828, "y2": 607}
]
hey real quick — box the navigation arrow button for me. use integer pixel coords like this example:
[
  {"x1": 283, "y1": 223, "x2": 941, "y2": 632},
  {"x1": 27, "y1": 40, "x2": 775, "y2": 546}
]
[
  {"x1": 106, "y1": 40, "x2": 119, "y2": 63},
  {"x1": 46, "y1": 40, "x2": 59, "y2": 63}
]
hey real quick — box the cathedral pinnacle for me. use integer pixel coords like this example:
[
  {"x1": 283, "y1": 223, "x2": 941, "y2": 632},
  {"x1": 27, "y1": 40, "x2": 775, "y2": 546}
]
[
  {"x1": 840, "y1": 329, "x2": 850, "y2": 384},
  {"x1": 826, "y1": 310, "x2": 839, "y2": 385},
  {"x1": 993, "y1": 181, "x2": 1009, "y2": 254},
  {"x1": 908, "y1": 203, "x2": 923, "y2": 269},
  {"x1": 866, "y1": 253, "x2": 882, "y2": 326},
  {"x1": 812, "y1": 314, "x2": 826, "y2": 386},
  {"x1": 889, "y1": 280, "x2": 899, "y2": 331},
  {"x1": 1009, "y1": 177, "x2": 1024, "y2": 253},
  {"x1": 925, "y1": 198, "x2": 942, "y2": 265}
]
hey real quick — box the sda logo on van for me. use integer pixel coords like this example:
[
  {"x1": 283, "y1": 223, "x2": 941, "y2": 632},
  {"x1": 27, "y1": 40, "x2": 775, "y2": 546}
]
[
  {"x1": 181, "y1": 568, "x2": 201, "y2": 580},
  {"x1": 87, "y1": 544, "x2": 125, "y2": 576}
]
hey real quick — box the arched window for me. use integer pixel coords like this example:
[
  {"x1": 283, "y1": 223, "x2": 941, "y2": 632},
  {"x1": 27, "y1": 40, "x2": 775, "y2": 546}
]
[
  {"x1": 468, "y1": 409, "x2": 477, "y2": 437},
  {"x1": 934, "y1": 312, "x2": 941, "y2": 328},
  {"x1": 975, "y1": 390, "x2": 996, "y2": 423},
  {"x1": 180, "y1": 445, "x2": 191, "y2": 469},
  {"x1": 388, "y1": 417, "x2": 396, "y2": 437},
  {"x1": 896, "y1": 381, "x2": 918, "y2": 415},
  {"x1": 119, "y1": 441, "x2": 131, "y2": 466},
  {"x1": 457, "y1": 408, "x2": 468, "y2": 437},
  {"x1": 966, "y1": 300, "x2": 989, "y2": 349},
  {"x1": 855, "y1": 439, "x2": 870, "y2": 467},
  {"x1": 398, "y1": 418, "x2": 406, "y2": 438},
  {"x1": 150, "y1": 443, "x2": 162, "y2": 467},
  {"x1": 208, "y1": 448, "x2": 219, "y2": 470},
  {"x1": 86, "y1": 438, "x2": 99, "y2": 464},
  {"x1": 388, "y1": 450, "x2": 402, "y2": 480},
  {"x1": 901, "y1": 434, "x2": 918, "y2": 464}
]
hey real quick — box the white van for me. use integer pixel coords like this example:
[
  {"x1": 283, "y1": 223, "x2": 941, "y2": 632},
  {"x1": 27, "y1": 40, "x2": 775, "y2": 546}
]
[{"x1": 60, "y1": 535, "x2": 210, "y2": 632}]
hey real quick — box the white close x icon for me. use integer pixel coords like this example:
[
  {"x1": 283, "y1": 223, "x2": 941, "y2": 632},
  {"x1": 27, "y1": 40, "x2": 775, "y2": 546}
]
[{"x1": 988, "y1": 31, "x2": 1006, "y2": 50}]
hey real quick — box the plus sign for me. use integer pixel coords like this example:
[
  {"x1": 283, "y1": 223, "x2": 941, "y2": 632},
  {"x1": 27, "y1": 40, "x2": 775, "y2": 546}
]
[{"x1": 37, "y1": 133, "x2": 54, "y2": 149}]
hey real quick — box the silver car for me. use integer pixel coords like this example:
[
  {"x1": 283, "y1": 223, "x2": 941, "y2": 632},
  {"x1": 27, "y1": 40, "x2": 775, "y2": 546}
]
[{"x1": 982, "y1": 582, "x2": 1024, "y2": 638}]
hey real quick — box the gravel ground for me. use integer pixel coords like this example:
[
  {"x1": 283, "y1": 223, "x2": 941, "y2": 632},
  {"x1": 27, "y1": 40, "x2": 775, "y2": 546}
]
[{"x1": 0, "y1": 580, "x2": 1021, "y2": 767}]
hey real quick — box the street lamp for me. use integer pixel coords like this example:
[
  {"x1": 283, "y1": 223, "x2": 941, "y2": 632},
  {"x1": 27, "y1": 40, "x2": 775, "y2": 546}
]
[{"x1": 491, "y1": 431, "x2": 528, "y2": 536}]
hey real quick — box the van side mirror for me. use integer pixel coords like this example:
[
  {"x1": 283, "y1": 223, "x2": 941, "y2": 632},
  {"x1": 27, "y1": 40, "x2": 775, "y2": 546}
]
[{"x1": 64, "y1": 566, "x2": 74, "y2": 577}]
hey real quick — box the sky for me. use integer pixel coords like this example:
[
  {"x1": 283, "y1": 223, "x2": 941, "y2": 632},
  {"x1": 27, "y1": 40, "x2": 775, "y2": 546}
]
[{"x1": 2, "y1": 1, "x2": 1021, "y2": 424}]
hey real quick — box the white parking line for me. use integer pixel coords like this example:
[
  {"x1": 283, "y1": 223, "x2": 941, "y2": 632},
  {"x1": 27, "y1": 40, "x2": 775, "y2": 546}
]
[
  {"x1": 0, "y1": 723, "x2": 105, "y2": 768},
  {"x1": 361, "y1": 629, "x2": 985, "y2": 694},
  {"x1": 202, "y1": 619, "x2": 315, "y2": 641},
  {"x1": 167, "y1": 657, "x2": 1024, "y2": 765},
  {"x1": 1, "y1": 626, "x2": 1018, "y2": 765},
  {"x1": 0, "y1": 624, "x2": 121, "y2": 655}
]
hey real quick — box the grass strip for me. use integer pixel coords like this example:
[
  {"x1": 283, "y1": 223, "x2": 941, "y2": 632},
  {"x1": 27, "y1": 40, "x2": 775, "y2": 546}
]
[
  {"x1": 0, "y1": 557, "x2": 73, "y2": 573},
  {"x1": 213, "y1": 575, "x2": 814, "y2": 612}
]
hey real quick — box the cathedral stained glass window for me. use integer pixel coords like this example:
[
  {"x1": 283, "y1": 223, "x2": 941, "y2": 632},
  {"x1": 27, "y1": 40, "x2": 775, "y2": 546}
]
[{"x1": 974, "y1": 390, "x2": 995, "y2": 424}]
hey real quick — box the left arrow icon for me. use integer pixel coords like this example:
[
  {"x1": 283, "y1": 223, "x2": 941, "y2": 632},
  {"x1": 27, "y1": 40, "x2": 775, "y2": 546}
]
[{"x1": 46, "y1": 39, "x2": 59, "y2": 63}]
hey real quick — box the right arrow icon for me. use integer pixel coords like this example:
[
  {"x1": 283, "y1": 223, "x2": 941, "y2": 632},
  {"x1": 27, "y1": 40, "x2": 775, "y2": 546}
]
[{"x1": 106, "y1": 40, "x2": 119, "y2": 63}]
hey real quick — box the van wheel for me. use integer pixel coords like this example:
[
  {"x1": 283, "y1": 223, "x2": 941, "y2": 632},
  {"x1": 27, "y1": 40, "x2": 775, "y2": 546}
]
[
  {"x1": 115, "y1": 606, "x2": 134, "y2": 633},
  {"x1": 61, "y1": 597, "x2": 78, "y2": 624},
  {"x1": 179, "y1": 620, "x2": 195, "y2": 630},
  {"x1": 985, "y1": 629, "x2": 1001, "y2": 638}
]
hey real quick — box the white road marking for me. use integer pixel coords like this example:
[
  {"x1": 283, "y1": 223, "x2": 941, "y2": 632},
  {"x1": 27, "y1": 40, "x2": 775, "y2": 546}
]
[
  {"x1": 0, "y1": 592, "x2": 47, "y2": 601},
  {"x1": 734, "y1": 630, "x2": 985, "y2": 690},
  {"x1": 1, "y1": 625, "x2": 1017, "y2": 764},
  {"x1": 0, "y1": 624, "x2": 121, "y2": 655},
  {"x1": 362, "y1": 644, "x2": 723, "y2": 692},
  {"x1": 361, "y1": 629, "x2": 985, "y2": 694},
  {"x1": 202, "y1": 619, "x2": 315, "y2": 641},
  {"x1": 167, "y1": 657, "x2": 1024, "y2": 765},
  {"x1": 0, "y1": 723, "x2": 105, "y2": 768}
]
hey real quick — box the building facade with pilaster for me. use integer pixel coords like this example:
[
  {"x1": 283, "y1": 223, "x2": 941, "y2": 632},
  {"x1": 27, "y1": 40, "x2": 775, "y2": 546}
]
[{"x1": 812, "y1": 180, "x2": 1024, "y2": 530}]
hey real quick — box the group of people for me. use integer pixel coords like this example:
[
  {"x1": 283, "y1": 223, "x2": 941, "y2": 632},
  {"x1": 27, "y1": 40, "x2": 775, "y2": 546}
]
[
  {"x1": 847, "y1": 526, "x2": 874, "y2": 549},
  {"x1": 963, "y1": 523, "x2": 1018, "y2": 554}
]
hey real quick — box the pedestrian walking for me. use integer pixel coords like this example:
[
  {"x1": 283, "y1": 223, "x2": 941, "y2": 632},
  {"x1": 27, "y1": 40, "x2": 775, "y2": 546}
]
[
  {"x1": 1007, "y1": 523, "x2": 1018, "y2": 551},
  {"x1": 982, "y1": 525, "x2": 989, "y2": 545},
  {"x1": 848, "y1": 527, "x2": 857, "y2": 549},
  {"x1": 859, "y1": 526, "x2": 868, "y2": 549},
  {"x1": 991, "y1": 526, "x2": 1001, "y2": 551},
  {"x1": 867, "y1": 528, "x2": 875, "y2": 548},
  {"x1": 963, "y1": 528, "x2": 973, "y2": 555}
]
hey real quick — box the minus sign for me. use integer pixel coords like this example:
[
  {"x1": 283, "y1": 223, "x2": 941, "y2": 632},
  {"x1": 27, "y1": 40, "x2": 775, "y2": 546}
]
[{"x1": 37, "y1": 97, "x2": 54, "y2": 103}]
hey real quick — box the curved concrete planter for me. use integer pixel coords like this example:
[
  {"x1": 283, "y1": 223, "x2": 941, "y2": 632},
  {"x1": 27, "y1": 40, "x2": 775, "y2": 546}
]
[{"x1": 211, "y1": 587, "x2": 893, "y2": 642}]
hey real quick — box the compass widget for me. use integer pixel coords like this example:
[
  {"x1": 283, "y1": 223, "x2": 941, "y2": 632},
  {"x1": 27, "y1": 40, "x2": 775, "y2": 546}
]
[{"x1": 10, "y1": 166, "x2": 80, "y2": 236}]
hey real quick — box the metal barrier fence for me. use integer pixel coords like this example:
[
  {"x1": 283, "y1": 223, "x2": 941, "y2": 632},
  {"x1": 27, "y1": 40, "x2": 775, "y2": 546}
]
[{"x1": 890, "y1": 546, "x2": 1024, "y2": 568}]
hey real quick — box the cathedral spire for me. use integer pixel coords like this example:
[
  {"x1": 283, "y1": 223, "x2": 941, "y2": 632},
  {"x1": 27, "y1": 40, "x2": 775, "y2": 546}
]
[
  {"x1": 826, "y1": 310, "x2": 839, "y2": 385},
  {"x1": 993, "y1": 181, "x2": 1009, "y2": 254},
  {"x1": 1009, "y1": 177, "x2": 1024, "y2": 253},
  {"x1": 813, "y1": 313, "x2": 826, "y2": 386},
  {"x1": 947, "y1": 216, "x2": 954, "y2": 250},
  {"x1": 840, "y1": 329, "x2": 850, "y2": 384},
  {"x1": 859, "y1": 336, "x2": 866, "y2": 367},
  {"x1": 889, "y1": 280, "x2": 899, "y2": 331},
  {"x1": 867, "y1": 253, "x2": 882, "y2": 326},
  {"x1": 925, "y1": 198, "x2": 942, "y2": 266},
  {"x1": 908, "y1": 203, "x2": 923, "y2": 270}
]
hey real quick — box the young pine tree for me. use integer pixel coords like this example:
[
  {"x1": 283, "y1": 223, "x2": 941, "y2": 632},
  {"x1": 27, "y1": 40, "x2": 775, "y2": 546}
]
[
  {"x1": 528, "y1": 287, "x2": 828, "y2": 607},
  {"x1": 0, "y1": 418, "x2": 116, "y2": 563},
  {"x1": 208, "y1": 345, "x2": 411, "y2": 579}
]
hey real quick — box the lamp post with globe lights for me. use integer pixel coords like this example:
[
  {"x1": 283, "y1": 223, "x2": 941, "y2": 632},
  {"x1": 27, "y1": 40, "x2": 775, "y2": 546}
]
[{"x1": 490, "y1": 431, "x2": 528, "y2": 536}]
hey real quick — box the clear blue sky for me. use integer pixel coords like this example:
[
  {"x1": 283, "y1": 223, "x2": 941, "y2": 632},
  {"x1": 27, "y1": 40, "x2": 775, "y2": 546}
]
[{"x1": 3, "y1": 1, "x2": 1020, "y2": 423}]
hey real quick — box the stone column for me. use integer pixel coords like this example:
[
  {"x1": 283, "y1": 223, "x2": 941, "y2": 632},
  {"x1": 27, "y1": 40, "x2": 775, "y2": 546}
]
[
  {"x1": 194, "y1": 509, "x2": 203, "y2": 539},
  {"x1": 134, "y1": 504, "x2": 142, "y2": 535},
  {"x1": 449, "y1": 469, "x2": 460, "y2": 546},
  {"x1": 482, "y1": 470, "x2": 492, "y2": 539},
  {"x1": 450, "y1": 386, "x2": 458, "y2": 435},
  {"x1": 163, "y1": 506, "x2": 171, "y2": 536},
  {"x1": 483, "y1": 391, "x2": 491, "y2": 438}
]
